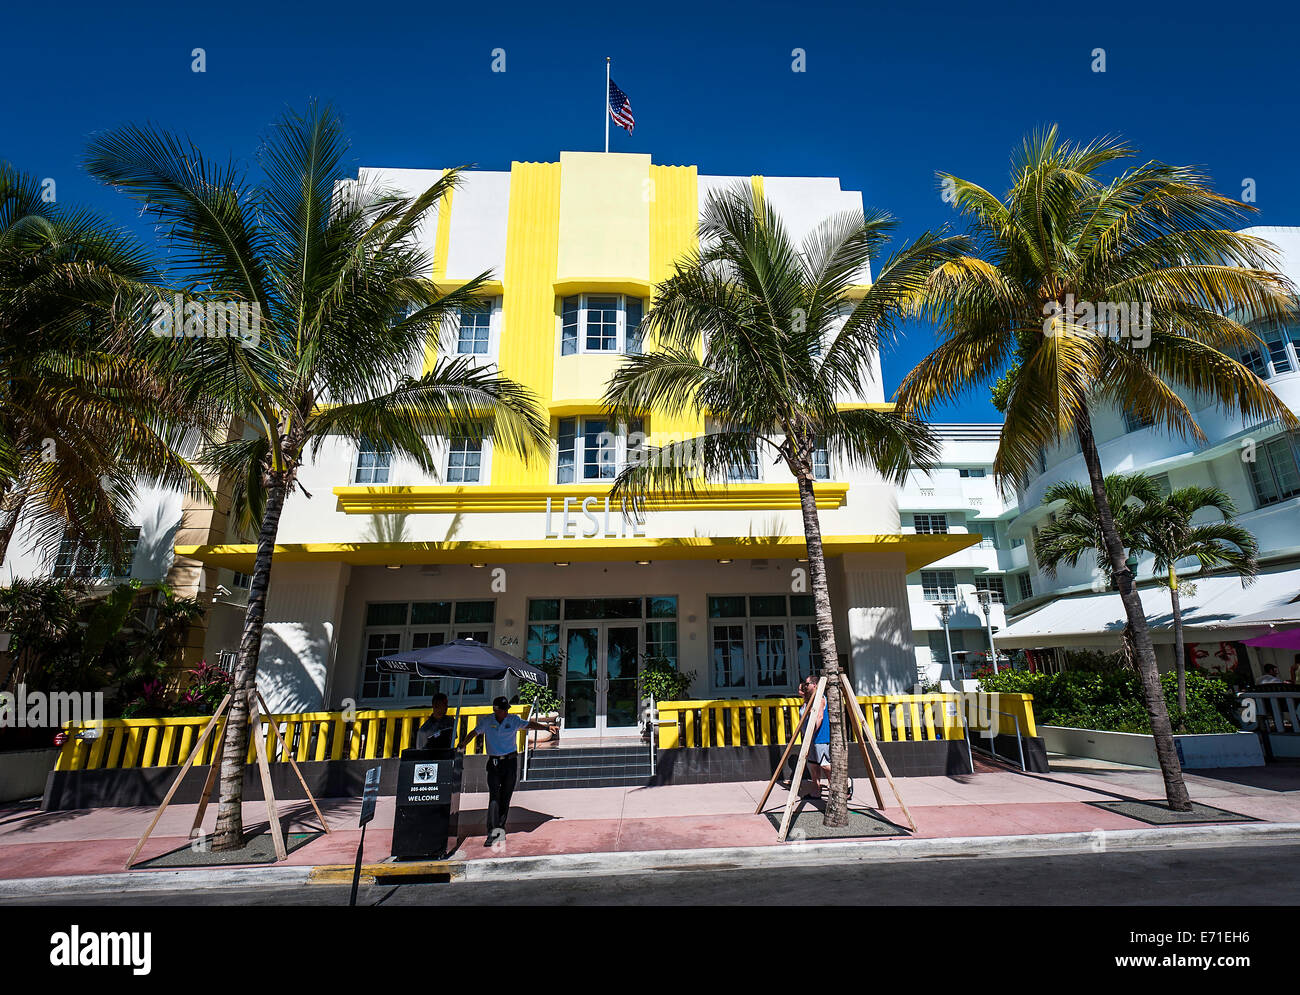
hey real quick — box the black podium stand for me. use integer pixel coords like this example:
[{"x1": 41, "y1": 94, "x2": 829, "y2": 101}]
[{"x1": 391, "y1": 748, "x2": 463, "y2": 860}]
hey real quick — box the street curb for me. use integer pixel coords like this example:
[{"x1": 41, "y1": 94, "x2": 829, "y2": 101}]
[{"x1": 3, "y1": 822, "x2": 1299, "y2": 898}]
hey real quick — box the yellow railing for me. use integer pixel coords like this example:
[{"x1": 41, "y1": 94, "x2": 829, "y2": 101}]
[
  {"x1": 54, "y1": 705, "x2": 533, "y2": 772},
  {"x1": 655, "y1": 693, "x2": 1036, "y2": 749}
]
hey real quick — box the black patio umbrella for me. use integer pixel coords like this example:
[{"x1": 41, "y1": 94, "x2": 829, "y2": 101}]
[
  {"x1": 376, "y1": 639, "x2": 548, "y2": 739},
  {"x1": 376, "y1": 638, "x2": 547, "y2": 685}
]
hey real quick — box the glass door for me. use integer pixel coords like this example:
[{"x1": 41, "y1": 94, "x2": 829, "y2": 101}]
[
  {"x1": 562, "y1": 622, "x2": 643, "y2": 736},
  {"x1": 563, "y1": 626, "x2": 601, "y2": 734},
  {"x1": 603, "y1": 624, "x2": 642, "y2": 735}
]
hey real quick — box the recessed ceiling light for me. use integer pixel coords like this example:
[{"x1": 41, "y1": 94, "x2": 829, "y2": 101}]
[
  {"x1": 717, "y1": 559, "x2": 732, "y2": 564},
  {"x1": 471, "y1": 562, "x2": 485, "y2": 568},
  {"x1": 554, "y1": 561, "x2": 569, "y2": 567},
  {"x1": 636, "y1": 560, "x2": 650, "y2": 565},
  {"x1": 386, "y1": 564, "x2": 401, "y2": 570}
]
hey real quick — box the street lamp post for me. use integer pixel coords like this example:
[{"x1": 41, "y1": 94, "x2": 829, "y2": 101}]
[
  {"x1": 937, "y1": 601, "x2": 956, "y2": 686},
  {"x1": 976, "y1": 589, "x2": 999, "y2": 672}
]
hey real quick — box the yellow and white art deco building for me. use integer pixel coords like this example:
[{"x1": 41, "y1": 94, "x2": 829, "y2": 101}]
[{"x1": 16, "y1": 152, "x2": 976, "y2": 732}]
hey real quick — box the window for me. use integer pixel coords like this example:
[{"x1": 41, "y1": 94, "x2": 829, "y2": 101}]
[
  {"x1": 1018, "y1": 574, "x2": 1033, "y2": 601},
  {"x1": 914, "y1": 514, "x2": 948, "y2": 535},
  {"x1": 528, "y1": 597, "x2": 679, "y2": 686},
  {"x1": 812, "y1": 442, "x2": 831, "y2": 480},
  {"x1": 975, "y1": 575, "x2": 1006, "y2": 604},
  {"x1": 1123, "y1": 410, "x2": 1154, "y2": 433},
  {"x1": 354, "y1": 437, "x2": 391, "y2": 484},
  {"x1": 559, "y1": 294, "x2": 647, "y2": 355},
  {"x1": 974, "y1": 522, "x2": 998, "y2": 548},
  {"x1": 727, "y1": 438, "x2": 761, "y2": 482},
  {"x1": 455, "y1": 304, "x2": 492, "y2": 355},
  {"x1": 1151, "y1": 473, "x2": 1171, "y2": 498},
  {"x1": 959, "y1": 467, "x2": 987, "y2": 478},
  {"x1": 928, "y1": 631, "x2": 950, "y2": 665},
  {"x1": 359, "y1": 600, "x2": 496, "y2": 703},
  {"x1": 1239, "y1": 325, "x2": 1297, "y2": 379},
  {"x1": 556, "y1": 417, "x2": 643, "y2": 483},
  {"x1": 52, "y1": 528, "x2": 140, "y2": 580},
  {"x1": 706, "y1": 594, "x2": 818, "y2": 692},
  {"x1": 446, "y1": 437, "x2": 483, "y2": 483},
  {"x1": 1248, "y1": 434, "x2": 1300, "y2": 507},
  {"x1": 1263, "y1": 327, "x2": 1294, "y2": 374},
  {"x1": 231, "y1": 572, "x2": 251, "y2": 589},
  {"x1": 921, "y1": 570, "x2": 957, "y2": 602}
]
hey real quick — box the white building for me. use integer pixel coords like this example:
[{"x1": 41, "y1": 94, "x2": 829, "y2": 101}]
[
  {"x1": 900, "y1": 425, "x2": 1025, "y2": 685},
  {"x1": 998, "y1": 227, "x2": 1300, "y2": 680}
]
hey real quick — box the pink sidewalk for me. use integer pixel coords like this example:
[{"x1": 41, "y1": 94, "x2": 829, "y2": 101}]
[{"x1": 2, "y1": 759, "x2": 1299, "y2": 880}]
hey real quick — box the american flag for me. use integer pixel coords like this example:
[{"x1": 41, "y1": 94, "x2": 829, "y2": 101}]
[{"x1": 608, "y1": 79, "x2": 635, "y2": 135}]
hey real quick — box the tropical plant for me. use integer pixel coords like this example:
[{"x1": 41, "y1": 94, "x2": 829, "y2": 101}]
[
  {"x1": 1033, "y1": 474, "x2": 1162, "y2": 585},
  {"x1": 178, "y1": 660, "x2": 235, "y2": 715},
  {"x1": 604, "y1": 182, "x2": 961, "y2": 826},
  {"x1": 516, "y1": 658, "x2": 562, "y2": 715},
  {"x1": 898, "y1": 128, "x2": 1298, "y2": 810},
  {"x1": 85, "y1": 102, "x2": 550, "y2": 850},
  {"x1": 978, "y1": 667, "x2": 1239, "y2": 734},
  {"x1": 0, "y1": 162, "x2": 208, "y2": 569},
  {"x1": 1145, "y1": 485, "x2": 1258, "y2": 716},
  {"x1": 638, "y1": 656, "x2": 695, "y2": 702}
]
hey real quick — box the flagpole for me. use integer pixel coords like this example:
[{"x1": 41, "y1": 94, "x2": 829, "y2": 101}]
[{"x1": 604, "y1": 57, "x2": 610, "y2": 153}]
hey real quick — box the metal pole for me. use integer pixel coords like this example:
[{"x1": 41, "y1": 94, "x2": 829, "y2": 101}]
[
  {"x1": 604, "y1": 57, "x2": 610, "y2": 153},
  {"x1": 943, "y1": 615, "x2": 955, "y2": 686}
]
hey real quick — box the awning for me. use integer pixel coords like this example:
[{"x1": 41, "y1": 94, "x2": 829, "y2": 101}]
[
  {"x1": 175, "y1": 532, "x2": 978, "y2": 574},
  {"x1": 996, "y1": 566, "x2": 1300, "y2": 649}
]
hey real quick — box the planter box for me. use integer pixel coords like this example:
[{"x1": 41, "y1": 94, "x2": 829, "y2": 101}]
[
  {"x1": 1041, "y1": 725, "x2": 1264, "y2": 768},
  {"x1": 0, "y1": 748, "x2": 60, "y2": 802}
]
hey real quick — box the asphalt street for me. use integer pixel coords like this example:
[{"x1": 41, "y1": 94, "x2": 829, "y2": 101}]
[{"x1": 5, "y1": 840, "x2": 1297, "y2": 906}]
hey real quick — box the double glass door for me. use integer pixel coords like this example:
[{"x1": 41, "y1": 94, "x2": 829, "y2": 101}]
[{"x1": 562, "y1": 623, "x2": 641, "y2": 736}]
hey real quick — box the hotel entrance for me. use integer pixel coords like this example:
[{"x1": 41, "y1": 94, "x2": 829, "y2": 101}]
[{"x1": 561, "y1": 622, "x2": 641, "y2": 737}]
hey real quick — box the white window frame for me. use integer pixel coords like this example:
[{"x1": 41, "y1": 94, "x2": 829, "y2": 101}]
[
  {"x1": 975, "y1": 575, "x2": 1006, "y2": 604},
  {"x1": 914, "y1": 513, "x2": 949, "y2": 535},
  {"x1": 444, "y1": 436, "x2": 490, "y2": 484},
  {"x1": 52, "y1": 528, "x2": 141, "y2": 580},
  {"x1": 1248, "y1": 433, "x2": 1300, "y2": 508},
  {"x1": 921, "y1": 570, "x2": 958, "y2": 602},
  {"x1": 448, "y1": 297, "x2": 502, "y2": 362},
  {"x1": 555, "y1": 416, "x2": 644, "y2": 483},
  {"x1": 559, "y1": 294, "x2": 646, "y2": 356},
  {"x1": 353, "y1": 437, "x2": 392, "y2": 484},
  {"x1": 706, "y1": 595, "x2": 820, "y2": 694}
]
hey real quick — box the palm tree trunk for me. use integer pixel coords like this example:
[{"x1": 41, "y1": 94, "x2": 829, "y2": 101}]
[
  {"x1": 1077, "y1": 412, "x2": 1191, "y2": 810},
  {"x1": 793, "y1": 460, "x2": 849, "y2": 827},
  {"x1": 211, "y1": 471, "x2": 289, "y2": 851},
  {"x1": 1170, "y1": 567, "x2": 1186, "y2": 724}
]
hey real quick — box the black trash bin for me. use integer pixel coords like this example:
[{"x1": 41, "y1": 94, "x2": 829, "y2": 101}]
[{"x1": 391, "y1": 747, "x2": 462, "y2": 860}]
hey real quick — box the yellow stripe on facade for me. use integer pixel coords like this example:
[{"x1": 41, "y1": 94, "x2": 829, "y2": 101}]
[
  {"x1": 494, "y1": 160, "x2": 562, "y2": 486},
  {"x1": 174, "y1": 532, "x2": 980, "y2": 573},
  {"x1": 648, "y1": 162, "x2": 701, "y2": 447},
  {"x1": 331, "y1": 481, "x2": 849, "y2": 514}
]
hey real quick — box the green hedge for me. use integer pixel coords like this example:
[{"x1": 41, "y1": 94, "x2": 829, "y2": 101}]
[{"x1": 977, "y1": 669, "x2": 1239, "y2": 734}]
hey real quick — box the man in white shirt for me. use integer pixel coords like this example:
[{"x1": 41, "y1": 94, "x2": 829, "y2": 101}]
[{"x1": 457, "y1": 696, "x2": 557, "y2": 845}]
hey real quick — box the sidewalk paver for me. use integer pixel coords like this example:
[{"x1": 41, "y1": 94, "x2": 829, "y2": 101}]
[{"x1": 1, "y1": 757, "x2": 1296, "y2": 883}]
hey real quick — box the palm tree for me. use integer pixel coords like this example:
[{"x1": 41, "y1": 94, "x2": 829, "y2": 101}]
[
  {"x1": 86, "y1": 103, "x2": 550, "y2": 851},
  {"x1": 899, "y1": 128, "x2": 1298, "y2": 810},
  {"x1": 1033, "y1": 474, "x2": 1162, "y2": 587},
  {"x1": 604, "y1": 182, "x2": 960, "y2": 826},
  {"x1": 1033, "y1": 474, "x2": 1164, "y2": 667},
  {"x1": 1144, "y1": 486, "x2": 1258, "y2": 716},
  {"x1": 0, "y1": 162, "x2": 208, "y2": 572}
]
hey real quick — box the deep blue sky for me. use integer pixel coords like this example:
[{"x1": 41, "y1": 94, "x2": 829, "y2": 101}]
[{"x1": 6, "y1": 0, "x2": 1299, "y2": 421}]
